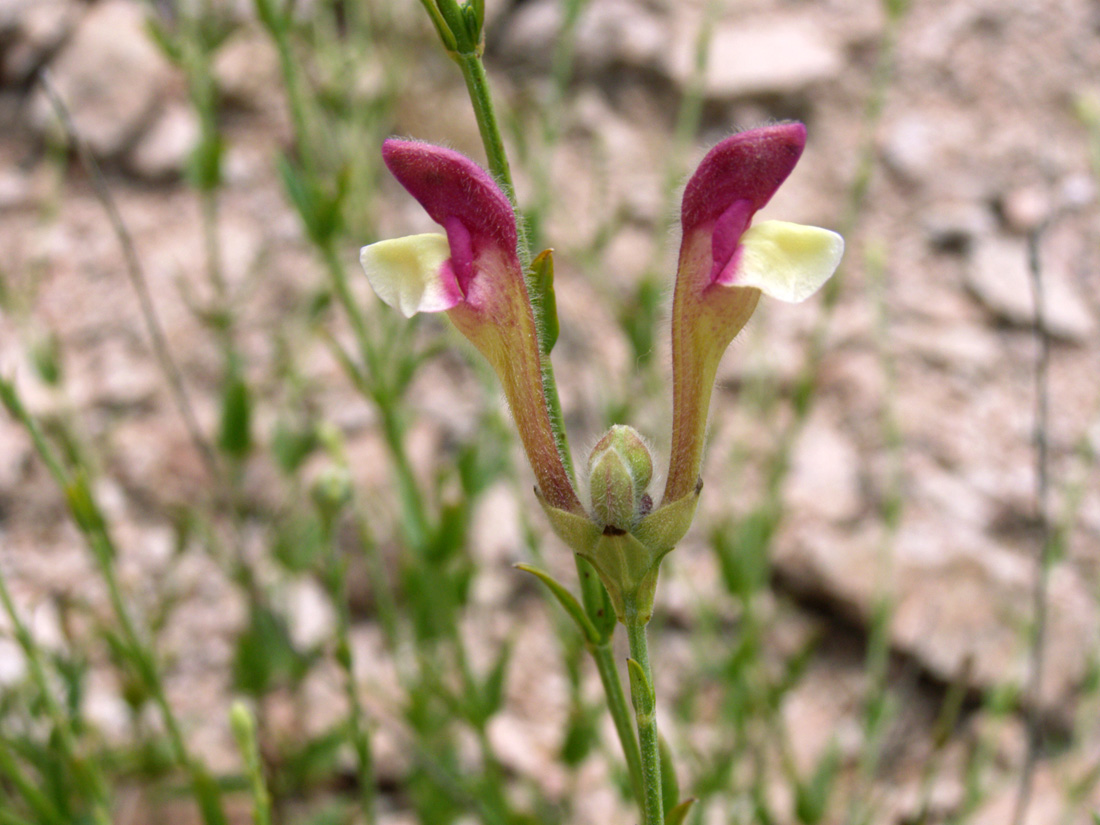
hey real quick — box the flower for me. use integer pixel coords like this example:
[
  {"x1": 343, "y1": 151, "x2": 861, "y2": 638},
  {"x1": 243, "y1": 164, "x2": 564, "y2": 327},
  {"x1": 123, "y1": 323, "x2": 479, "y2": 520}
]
[
  {"x1": 663, "y1": 123, "x2": 843, "y2": 505},
  {"x1": 360, "y1": 125, "x2": 842, "y2": 625},
  {"x1": 360, "y1": 139, "x2": 581, "y2": 513}
]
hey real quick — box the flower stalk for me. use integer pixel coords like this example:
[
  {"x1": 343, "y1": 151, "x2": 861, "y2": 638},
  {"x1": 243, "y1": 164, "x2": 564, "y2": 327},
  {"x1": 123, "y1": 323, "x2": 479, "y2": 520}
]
[{"x1": 626, "y1": 616, "x2": 663, "y2": 825}]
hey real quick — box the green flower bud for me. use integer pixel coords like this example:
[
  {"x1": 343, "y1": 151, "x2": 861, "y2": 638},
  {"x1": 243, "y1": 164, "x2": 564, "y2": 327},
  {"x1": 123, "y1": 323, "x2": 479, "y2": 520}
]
[
  {"x1": 311, "y1": 466, "x2": 353, "y2": 521},
  {"x1": 587, "y1": 425, "x2": 653, "y2": 532}
]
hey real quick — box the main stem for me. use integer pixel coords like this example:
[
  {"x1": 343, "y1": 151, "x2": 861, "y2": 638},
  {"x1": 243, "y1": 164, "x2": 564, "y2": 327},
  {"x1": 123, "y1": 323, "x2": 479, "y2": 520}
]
[
  {"x1": 590, "y1": 637, "x2": 645, "y2": 805},
  {"x1": 454, "y1": 49, "x2": 576, "y2": 484},
  {"x1": 450, "y1": 43, "x2": 647, "y2": 809},
  {"x1": 626, "y1": 616, "x2": 664, "y2": 825}
]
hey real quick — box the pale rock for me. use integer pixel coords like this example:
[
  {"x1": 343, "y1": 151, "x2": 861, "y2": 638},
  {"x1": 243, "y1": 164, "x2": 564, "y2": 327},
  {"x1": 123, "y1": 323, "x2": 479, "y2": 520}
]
[
  {"x1": 0, "y1": 418, "x2": 30, "y2": 493},
  {"x1": 1001, "y1": 185, "x2": 1051, "y2": 233},
  {"x1": 894, "y1": 321, "x2": 1000, "y2": 374},
  {"x1": 1058, "y1": 172, "x2": 1096, "y2": 209},
  {"x1": 488, "y1": 712, "x2": 569, "y2": 796},
  {"x1": 784, "y1": 412, "x2": 863, "y2": 523},
  {"x1": 285, "y1": 575, "x2": 335, "y2": 649},
  {"x1": 83, "y1": 671, "x2": 131, "y2": 741},
  {"x1": 1, "y1": 0, "x2": 80, "y2": 83},
  {"x1": 883, "y1": 114, "x2": 941, "y2": 182},
  {"x1": 66, "y1": 337, "x2": 161, "y2": 412},
  {"x1": 603, "y1": 225, "x2": 660, "y2": 287},
  {"x1": 469, "y1": 484, "x2": 524, "y2": 607},
  {"x1": 491, "y1": 0, "x2": 560, "y2": 68},
  {"x1": 212, "y1": 28, "x2": 282, "y2": 112},
  {"x1": 0, "y1": 166, "x2": 45, "y2": 211},
  {"x1": 781, "y1": 659, "x2": 864, "y2": 773},
  {"x1": 775, "y1": 511, "x2": 1100, "y2": 725},
  {"x1": 572, "y1": 0, "x2": 667, "y2": 73},
  {"x1": 970, "y1": 767, "x2": 1065, "y2": 825},
  {"x1": 470, "y1": 486, "x2": 523, "y2": 557},
  {"x1": 128, "y1": 102, "x2": 200, "y2": 180},
  {"x1": 966, "y1": 235, "x2": 1096, "y2": 342},
  {"x1": 675, "y1": 17, "x2": 842, "y2": 99},
  {"x1": 29, "y1": 0, "x2": 174, "y2": 158},
  {"x1": 922, "y1": 201, "x2": 996, "y2": 250},
  {"x1": 0, "y1": 638, "x2": 26, "y2": 686},
  {"x1": 498, "y1": 0, "x2": 667, "y2": 75}
]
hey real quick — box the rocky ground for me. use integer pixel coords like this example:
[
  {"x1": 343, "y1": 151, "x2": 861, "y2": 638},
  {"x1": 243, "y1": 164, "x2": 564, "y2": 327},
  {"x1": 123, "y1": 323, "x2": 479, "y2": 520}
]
[{"x1": 2, "y1": 0, "x2": 1100, "y2": 823}]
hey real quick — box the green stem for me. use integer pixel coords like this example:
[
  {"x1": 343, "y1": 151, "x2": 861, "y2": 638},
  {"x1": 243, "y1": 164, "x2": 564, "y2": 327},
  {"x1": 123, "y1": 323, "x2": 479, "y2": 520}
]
[
  {"x1": 626, "y1": 615, "x2": 664, "y2": 825},
  {"x1": 321, "y1": 515, "x2": 376, "y2": 824},
  {"x1": 454, "y1": 52, "x2": 523, "y2": 263},
  {"x1": 0, "y1": 738, "x2": 68, "y2": 825},
  {"x1": 453, "y1": 49, "x2": 577, "y2": 485},
  {"x1": 589, "y1": 637, "x2": 645, "y2": 805},
  {"x1": 448, "y1": 29, "x2": 649, "y2": 820},
  {"x1": 230, "y1": 703, "x2": 273, "y2": 825},
  {"x1": 0, "y1": 569, "x2": 112, "y2": 811}
]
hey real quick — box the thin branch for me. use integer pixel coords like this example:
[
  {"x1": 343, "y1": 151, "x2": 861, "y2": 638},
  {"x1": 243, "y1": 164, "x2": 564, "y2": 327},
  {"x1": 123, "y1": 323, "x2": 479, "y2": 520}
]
[{"x1": 37, "y1": 69, "x2": 220, "y2": 480}]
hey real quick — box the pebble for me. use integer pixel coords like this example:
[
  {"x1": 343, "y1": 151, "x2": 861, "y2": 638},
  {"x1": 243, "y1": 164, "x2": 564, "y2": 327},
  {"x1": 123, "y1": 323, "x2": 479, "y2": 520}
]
[
  {"x1": 1001, "y1": 185, "x2": 1051, "y2": 233},
  {"x1": 784, "y1": 412, "x2": 863, "y2": 523},
  {"x1": 676, "y1": 17, "x2": 842, "y2": 99},
  {"x1": 28, "y1": 0, "x2": 173, "y2": 158},
  {"x1": 923, "y1": 201, "x2": 996, "y2": 251},
  {"x1": 0, "y1": 0, "x2": 80, "y2": 83},
  {"x1": 127, "y1": 102, "x2": 200, "y2": 181},
  {"x1": 965, "y1": 235, "x2": 1097, "y2": 342},
  {"x1": 212, "y1": 28, "x2": 282, "y2": 112}
]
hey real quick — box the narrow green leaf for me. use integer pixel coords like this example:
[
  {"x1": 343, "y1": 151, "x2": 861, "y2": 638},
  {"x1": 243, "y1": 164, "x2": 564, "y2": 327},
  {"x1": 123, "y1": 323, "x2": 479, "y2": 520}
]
[
  {"x1": 626, "y1": 658, "x2": 654, "y2": 716},
  {"x1": 65, "y1": 472, "x2": 108, "y2": 546},
  {"x1": 666, "y1": 798, "x2": 696, "y2": 825},
  {"x1": 252, "y1": 0, "x2": 287, "y2": 34},
  {"x1": 480, "y1": 638, "x2": 513, "y2": 720},
  {"x1": 794, "y1": 744, "x2": 840, "y2": 824},
  {"x1": 434, "y1": 0, "x2": 469, "y2": 50},
  {"x1": 530, "y1": 249, "x2": 560, "y2": 355},
  {"x1": 515, "y1": 564, "x2": 600, "y2": 644},
  {"x1": 31, "y1": 334, "x2": 62, "y2": 385},
  {"x1": 192, "y1": 763, "x2": 229, "y2": 825},
  {"x1": 188, "y1": 130, "x2": 224, "y2": 193},
  {"x1": 218, "y1": 372, "x2": 252, "y2": 460},
  {"x1": 415, "y1": 0, "x2": 458, "y2": 52}
]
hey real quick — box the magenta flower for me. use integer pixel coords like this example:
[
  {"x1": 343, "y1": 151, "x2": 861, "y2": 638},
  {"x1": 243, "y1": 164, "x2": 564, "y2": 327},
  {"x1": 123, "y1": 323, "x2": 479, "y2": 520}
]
[
  {"x1": 663, "y1": 123, "x2": 843, "y2": 505},
  {"x1": 360, "y1": 139, "x2": 581, "y2": 514}
]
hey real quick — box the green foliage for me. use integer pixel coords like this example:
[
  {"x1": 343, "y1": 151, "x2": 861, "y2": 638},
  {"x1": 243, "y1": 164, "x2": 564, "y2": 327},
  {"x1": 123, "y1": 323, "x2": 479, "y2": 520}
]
[
  {"x1": 232, "y1": 605, "x2": 317, "y2": 697},
  {"x1": 793, "y1": 745, "x2": 841, "y2": 824}
]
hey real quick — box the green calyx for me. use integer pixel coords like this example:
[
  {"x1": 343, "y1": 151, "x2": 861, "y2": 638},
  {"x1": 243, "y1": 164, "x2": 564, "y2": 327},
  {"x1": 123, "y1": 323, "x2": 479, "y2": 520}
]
[{"x1": 538, "y1": 487, "x2": 700, "y2": 626}]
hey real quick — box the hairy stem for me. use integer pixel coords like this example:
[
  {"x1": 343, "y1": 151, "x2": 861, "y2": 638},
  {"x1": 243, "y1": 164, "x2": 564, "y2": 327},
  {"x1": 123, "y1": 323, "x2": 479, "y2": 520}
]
[
  {"x1": 626, "y1": 613, "x2": 664, "y2": 825},
  {"x1": 590, "y1": 636, "x2": 645, "y2": 805}
]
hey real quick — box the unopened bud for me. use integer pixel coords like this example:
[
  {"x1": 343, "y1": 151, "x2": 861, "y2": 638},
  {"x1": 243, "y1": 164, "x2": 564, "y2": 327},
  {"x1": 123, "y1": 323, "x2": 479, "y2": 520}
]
[
  {"x1": 311, "y1": 466, "x2": 353, "y2": 521},
  {"x1": 587, "y1": 425, "x2": 653, "y2": 532}
]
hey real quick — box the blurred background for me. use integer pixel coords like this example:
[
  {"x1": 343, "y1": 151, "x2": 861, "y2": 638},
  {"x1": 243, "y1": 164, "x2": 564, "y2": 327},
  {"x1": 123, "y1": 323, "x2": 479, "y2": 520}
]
[{"x1": 1, "y1": 0, "x2": 1099, "y2": 823}]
